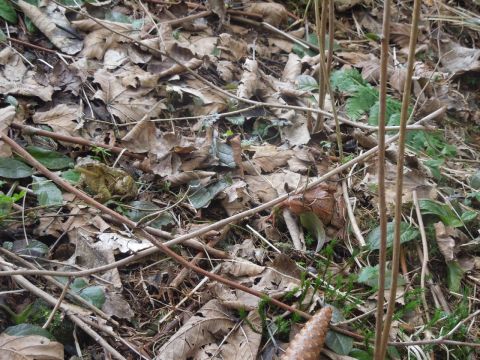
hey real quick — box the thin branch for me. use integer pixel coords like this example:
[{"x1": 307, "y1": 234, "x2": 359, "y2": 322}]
[
  {"x1": 42, "y1": 277, "x2": 72, "y2": 329},
  {"x1": 413, "y1": 190, "x2": 430, "y2": 322}
]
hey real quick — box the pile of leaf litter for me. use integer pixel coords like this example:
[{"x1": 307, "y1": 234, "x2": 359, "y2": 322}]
[{"x1": 0, "y1": 0, "x2": 480, "y2": 358}]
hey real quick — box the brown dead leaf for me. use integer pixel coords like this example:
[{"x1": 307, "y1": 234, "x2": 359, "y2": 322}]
[
  {"x1": 282, "y1": 54, "x2": 302, "y2": 83},
  {"x1": 208, "y1": 0, "x2": 227, "y2": 25},
  {"x1": 0, "y1": 334, "x2": 63, "y2": 360},
  {"x1": 222, "y1": 259, "x2": 265, "y2": 277},
  {"x1": 155, "y1": 299, "x2": 261, "y2": 360},
  {"x1": 17, "y1": 0, "x2": 82, "y2": 55},
  {"x1": 121, "y1": 119, "x2": 158, "y2": 153},
  {"x1": 440, "y1": 41, "x2": 480, "y2": 77},
  {"x1": 32, "y1": 104, "x2": 83, "y2": 138},
  {"x1": 0, "y1": 48, "x2": 53, "y2": 101},
  {"x1": 367, "y1": 161, "x2": 436, "y2": 211},
  {"x1": 434, "y1": 222, "x2": 469, "y2": 262},
  {"x1": 245, "y1": 3, "x2": 287, "y2": 27},
  {"x1": 93, "y1": 68, "x2": 162, "y2": 123}
]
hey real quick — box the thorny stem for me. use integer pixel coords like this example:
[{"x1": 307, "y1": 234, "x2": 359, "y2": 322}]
[
  {"x1": 373, "y1": 0, "x2": 392, "y2": 358},
  {"x1": 378, "y1": 0, "x2": 423, "y2": 357}
]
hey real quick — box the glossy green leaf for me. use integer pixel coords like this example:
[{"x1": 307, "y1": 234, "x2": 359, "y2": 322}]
[
  {"x1": 366, "y1": 221, "x2": 419, "y2": 250},
  {"x1": 324, "y1": 304, "x2": 353, "y2": 355},
  {"x1": 0, "y1": 158, "x2": 33, "y2": 178},
  {"x1": 32, "y1": 176, "x2": 63, "y2": 206},
  {"x1": 469, "y1": 171, "x2": 480, "y2": 190},
  {"x1": 189, "y1": 180, "x2": 229, "y2": 209},
  {"x1": 299, "y1": 212, "x2": 326, "y2": 252},
  {"x1": 0, "y1": 0, "x2": 17, "y2": 24},
  {"x1": 447, "y1": 260, "x2": 464, "y2": 292},
  {"x1": 419, "y1": 199, "x2": 463, "y2": 227},
  {"x1": 296, "y1": 75, "x2": 318, "y2": 91},
  {"x1": 69, "y1": 278, "x2": 105, "y2": 309},
  {"x1": 121, "y1": 200, "x2": 174, "y2": 229},
  {"x1": 4, "y1": 324, "x2": 54, "y2": 339},
  {"x1": 461, "y1": 210, "x2": 477, "y2": 223},
  {"x1": 18, "y1": 239, "x2": 49, "y2": 257},
  {"x1": 27, "y1": 146, "x2": 73, "y2": 170},
  {"x1": 61, "y1": 169, "x2": 81, "y2": 184},
  {"x1": 79, "y1": 286, "x2": 105, "y2": 309},
  {"x1": 358, "y1": 265, "x2": 405, "y2": 289}
]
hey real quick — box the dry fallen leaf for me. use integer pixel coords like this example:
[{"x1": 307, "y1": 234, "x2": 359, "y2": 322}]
[
  {"x1": 155, "y1": 299, "x2": 261, "y2": 360},
  {"x1": 0, "y1": 334, "x2": 64, "y2": 360}
]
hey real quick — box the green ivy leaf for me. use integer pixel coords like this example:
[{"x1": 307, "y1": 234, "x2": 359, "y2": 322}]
[
  {"x1": 79, "y1": 285, "x2": 105, "y2": 309},
  {"x1": 296, "y1": 75, "x2": 318, "y2": 91},
  {"x1": 27, "y1": 146, "x2": 73, "y2": 170},
  {"x1": 18, "y1": 239, "x2": 49, "y2": 257},
  {"x1": 189, "y1": 179, "x2": 230, "y2": 209},
  {"x1": 0, "y1": 0, "x2": 17, "y2": 23},
  {"x1": 4, "y1": 324, "x2": 54, "y2": 340},
  {"x1": 469, "y1": 171, "x2": 480, "y2": 190},
  {"x1": 69, "y1": 278, "x2": 105, "y2": 309},
  {"x1": 32, "y1": 176, "x2": 63, "y2": 206},
  {"x1": 419, "y1": 199, "x2": 463, "y2": 227},
  {"x1": 0, "y1": 158, "x2": 33, "y2": 179},
  {"x1": 323, "y1": 304, "x2": 353, "y2": 354},
  {"x1": 447, "y1": 260, "x2": 464, "y2": 292},
  {"x1": 120, "y1": 200, "x2": 174, "y2": 229},
  {"x1": 299, "y1": 212, "x2": 326, "y2": 252},
  {"x1": 366, "y1": 222, "x2": 419, "y2": 250}
]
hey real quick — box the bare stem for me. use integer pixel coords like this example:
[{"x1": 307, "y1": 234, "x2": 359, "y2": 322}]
[
  {"x1": 373, "y1": 0, "x2": 392, "y2": 358},
  {"x1": 378, "y1": 0, "x2": 423, "y2": 357}
]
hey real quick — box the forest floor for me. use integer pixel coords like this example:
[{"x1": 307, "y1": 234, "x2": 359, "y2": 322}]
[{"x1": 0, "y1": 0, "x2": 480, "y2": 359}]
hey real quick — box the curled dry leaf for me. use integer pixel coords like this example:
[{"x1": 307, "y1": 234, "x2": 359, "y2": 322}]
[
  {"x1": 281, "y1": 307, "x2": 333, "y2": 360},
  {"x1": 0, "y1": 106, "x2": 16, "y2": 157},
  {"x1": 237, "y1": 59, "x2": 259, "y2": 99},
  {"x1": 245, "y1": 2, "x2": 288, "y2": 27}
]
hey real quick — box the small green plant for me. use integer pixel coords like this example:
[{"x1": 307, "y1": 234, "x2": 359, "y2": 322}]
[
  {"x1": 91, "y1": 146, "x2": 111, "y2": 162},
  {"x1": 0, "y1": 190, "x2": 26, "y2": 221},
  {"x1": 330, "y1": 69, "x2": 457, "y2": 160}
]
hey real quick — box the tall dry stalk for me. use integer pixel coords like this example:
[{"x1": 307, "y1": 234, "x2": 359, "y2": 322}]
[
  {"x1": 378, "y1": 0, "x2": 423, "y2": 357},
  {"x1": 314, "y1": 0, "x2": 328, "y2": 132},
  {"x1": 373, "y1": 0, "x2": 392, "y2": 358}
]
